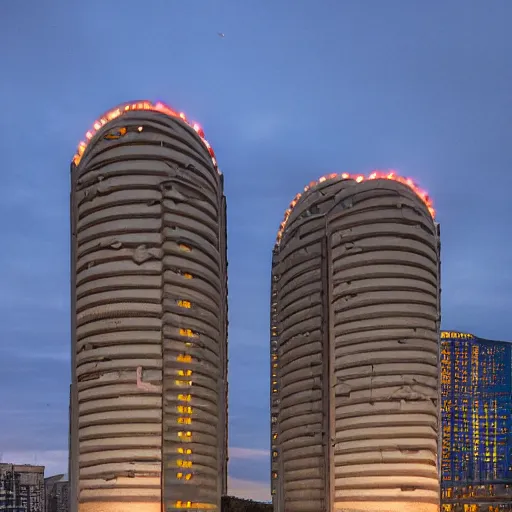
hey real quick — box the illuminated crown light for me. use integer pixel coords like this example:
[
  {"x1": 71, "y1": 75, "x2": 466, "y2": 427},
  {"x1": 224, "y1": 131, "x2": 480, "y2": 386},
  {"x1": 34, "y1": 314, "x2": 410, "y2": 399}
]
[
  {"x1": 73, "y1": 100, "x2": 219, "y2": 171},
  {"x1": 275, "y1": 170, "x2": 435, "y2": 244}
]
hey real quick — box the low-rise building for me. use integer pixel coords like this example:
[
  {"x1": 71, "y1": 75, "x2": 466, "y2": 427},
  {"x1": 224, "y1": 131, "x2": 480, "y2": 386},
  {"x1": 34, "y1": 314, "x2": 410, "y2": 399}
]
[
  {"x1": 0, "y1": 464, "x2": 45, "y2": 512},
  {"x1": 45, "y1": 474, "x2": 69, "y2": 512}
]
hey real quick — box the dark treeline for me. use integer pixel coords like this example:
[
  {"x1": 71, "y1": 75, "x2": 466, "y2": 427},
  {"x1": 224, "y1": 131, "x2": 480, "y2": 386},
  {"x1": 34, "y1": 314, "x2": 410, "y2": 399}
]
[{"x1": 222, "y1": 496, "x2": 272, "y2": 512}]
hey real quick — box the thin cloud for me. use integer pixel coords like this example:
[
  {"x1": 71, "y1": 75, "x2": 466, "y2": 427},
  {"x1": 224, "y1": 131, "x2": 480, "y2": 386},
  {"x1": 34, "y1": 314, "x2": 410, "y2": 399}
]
[
  {"x1": 0, "y1": 450, "x2": 68, "y2": 477},
  {"x1": 229, "y1": 447, "x2": 269, "y2": 459},
  {"x1": 0, "y1": 293, "x2": 67, "y2": 311},
  {"x1": 235, "y1": 112, "x2": 289, "y2": 143},
  {"x1": 228, "y1": 476, "x2": 270, "y2": 502},
  {"x1": 0, "y1": 349, "x2": 69, "y2": 362}
]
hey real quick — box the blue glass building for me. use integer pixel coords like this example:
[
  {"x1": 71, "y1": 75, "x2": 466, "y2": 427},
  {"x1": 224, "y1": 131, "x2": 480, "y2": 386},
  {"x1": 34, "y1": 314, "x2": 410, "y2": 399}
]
[{"x1": 441, "y1": 331, "x2": 512, "y2": 511}]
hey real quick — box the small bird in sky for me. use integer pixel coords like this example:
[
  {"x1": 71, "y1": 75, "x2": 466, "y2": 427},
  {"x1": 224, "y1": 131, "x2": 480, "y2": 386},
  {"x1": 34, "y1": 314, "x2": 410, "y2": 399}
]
[{"x1": 217, "y1": 32, "x2": 225, "y2": 38}]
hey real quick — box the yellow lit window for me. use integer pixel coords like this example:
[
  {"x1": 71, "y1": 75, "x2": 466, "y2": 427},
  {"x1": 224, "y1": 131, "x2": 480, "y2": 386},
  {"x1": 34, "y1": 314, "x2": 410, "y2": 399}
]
[
  {"x1": 175, "y1": 379, "x2": 193, "y2": 386},
  {"x1": 272, "y1": 354, "x2": 278, "y2": 360},
  {"x1": 104, "y1": 127, "x2": 127, "y2": 140},
  {"x1": 177, "y1": 460, "x2": 193, "y2": 468},
  {"x1": 178, "y1": 431, "x2": 192, "y2": 438},
  {"x1": 179, "y1": 370, "x2": 192, "y2": 377},
  {"x1": 177, "y1": 406, "x2": 193, "y2": 414},
  {"x1": 272, "y1": 433, "x2": 278, "y2": 440},
  {"x1": 177, "y1": 300, "x2": 192, "y2": 309},
  {"x1": 178, "y1": 417, "x2": 192, "y2": 425},
  {"x1": 179, "y1": 244, "x2": 192, "y2": 252},
  {"x1": 178, "y1": 394, "x2": 191, "y2": 402},
  {"x1": 180, "y1": 328, "x2": 197, "y2": 338},
  {"x1": 177, "y1": 472, "x2": 183, "y2": 479},
  {"x1": 175, "y1": 502, "x2": 216, "y2": 510},
  {"x1": 178, "y1": 448, "x2": 192, "y2": 455},
  {"x1": 185, "y1": 474, "x2": 192, "y2": 481},
  {"x1": 183, "y1": 273, "x2": 193, "y2": 279},
  {"x1": 177, "y1": 354, "x2": 192, "y2": 363}
]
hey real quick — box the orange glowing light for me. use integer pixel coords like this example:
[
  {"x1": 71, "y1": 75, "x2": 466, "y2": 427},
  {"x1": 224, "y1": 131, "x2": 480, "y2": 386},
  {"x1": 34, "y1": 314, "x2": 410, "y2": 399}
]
[
  {"x1": 275, "y1": 170, "x2": 435, "y2": 244},
  {"x1": 175, "y1": 379, "x2": 193, "y2": 386},
  {"x1": 174, "y1": 502, "x2": 215, "y2": 510},
  {"x1": 72, "y1": 100, "x2": 218, "y2": 171},
  {"x1": 179, "y1": 328, "x2": 197, "y2": 338}
]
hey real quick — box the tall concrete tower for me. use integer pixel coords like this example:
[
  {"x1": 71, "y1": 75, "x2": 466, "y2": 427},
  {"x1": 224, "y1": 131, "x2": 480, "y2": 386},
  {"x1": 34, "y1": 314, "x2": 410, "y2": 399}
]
[
  {"x1": 70, "y1": 101, "x2": 228, "y2": 512},
  {"x1": 270, "y1": 172, "x2": 441, "y2": 512}
]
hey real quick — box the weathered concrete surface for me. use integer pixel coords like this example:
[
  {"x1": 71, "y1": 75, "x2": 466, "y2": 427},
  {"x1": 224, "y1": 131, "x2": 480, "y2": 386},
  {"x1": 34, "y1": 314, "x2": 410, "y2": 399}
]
[
  {"x1": 271, "y1": 177, "x2": 440, "y2": 512},
  {"x1": 335, "y1": 506, "x2": 436, "y2": 512},
  {"x1": 70, "y1": 109, "x2": 228, "y2": 512}
]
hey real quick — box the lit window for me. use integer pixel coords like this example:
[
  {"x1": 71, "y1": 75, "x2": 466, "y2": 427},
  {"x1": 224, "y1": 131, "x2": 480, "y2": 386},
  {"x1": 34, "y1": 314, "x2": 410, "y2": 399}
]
[
  {"x1": 177, "y1": 460, "x2": 193, "y2": 468},
  {"x1": 177, "y1": 354, "x2": 192, "y2": 363},
  {"x1": 177, "y1": 300, "x2": 192, "y2": 309},
  {"x1": 178, "y1": 394, "x2": 192, "y2": 402},
  {"x1": 183, "y1": 273, "x2": 193, "y2": 279},
  {"x1": 179, "y1": 370, "x2": 193, "y2": 377},
  {"x1": 178, "y1": 417, "x2": 192, "y2": 425},
  {"x1": 175, "y1": 500, "x2": 200, "y2": 509},
  {"x1": 180, "y1": 328, "x2": 197, "y2": 338},
  {"x1": 175, "y1": 380, "x2": 193, "y2": 386},
  {"x1": 104, "y1": 127, "x2": 127, "y2": 140},
  {"x1": 179, "y1": 243, "x2": 192, "y2": 252}
]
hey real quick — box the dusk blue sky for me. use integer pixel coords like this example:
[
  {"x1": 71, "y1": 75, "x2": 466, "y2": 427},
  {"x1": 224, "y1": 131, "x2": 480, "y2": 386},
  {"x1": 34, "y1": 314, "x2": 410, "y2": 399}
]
[{"x1": 1, "y1": 0, "x2": 512, "y2": 502}]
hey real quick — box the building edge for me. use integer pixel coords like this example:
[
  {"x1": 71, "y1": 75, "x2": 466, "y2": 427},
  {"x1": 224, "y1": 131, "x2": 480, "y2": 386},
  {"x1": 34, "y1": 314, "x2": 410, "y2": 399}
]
[
  {"x1": 435, "y1": 221, "x2": 442, "y2": 508},
  {"x1": 69, "y1": 163, "x2": 79, "y2": 512},
  {"x1": 220, "y1": 181, "x2": 229, "y2": 497}
]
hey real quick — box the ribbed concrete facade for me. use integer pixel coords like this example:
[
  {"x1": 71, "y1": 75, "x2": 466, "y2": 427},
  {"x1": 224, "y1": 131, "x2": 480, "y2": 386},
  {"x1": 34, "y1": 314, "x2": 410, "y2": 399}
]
[
  {"x1": 70, "y1": 102, "x2": 228, "y2": 512},
  {"x1": 271, "y1": 175, "x2": 441, "y2": 512}
]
